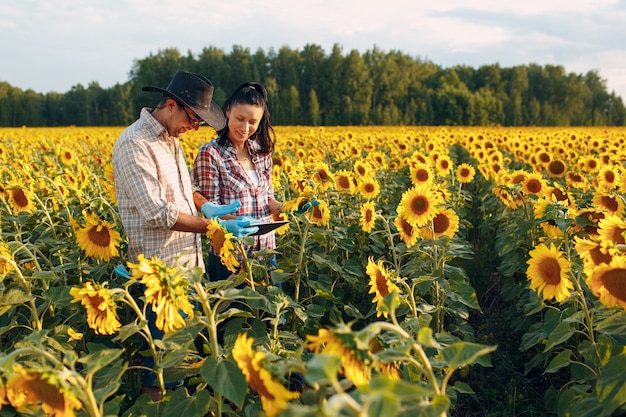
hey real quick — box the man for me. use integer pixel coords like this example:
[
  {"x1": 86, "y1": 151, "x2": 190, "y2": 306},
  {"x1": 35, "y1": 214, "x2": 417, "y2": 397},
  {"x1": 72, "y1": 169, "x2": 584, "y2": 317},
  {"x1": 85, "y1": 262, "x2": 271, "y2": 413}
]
[
  {"x1": 112, "y1": 70, "x2": 257, "y2": 400},
  {"x1": 113, "y1": 70, "x2": 257, "y2": 271}
]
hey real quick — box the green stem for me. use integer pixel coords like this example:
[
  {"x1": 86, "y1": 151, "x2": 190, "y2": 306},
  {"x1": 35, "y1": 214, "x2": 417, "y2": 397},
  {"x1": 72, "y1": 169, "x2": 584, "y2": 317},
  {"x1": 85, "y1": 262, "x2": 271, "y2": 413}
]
[
  {"x1": 0, "y1": 255, "x2": 42, "y2": 330},
  {"x1": 294, "y1": 220, "x2": 312, "y2": 302},
  {"x1": 117, "y1": 289, "x2": 165, "y2": 395},
  {"x1": 236, "y1": 241, "x2": 255, "y2": 292}
]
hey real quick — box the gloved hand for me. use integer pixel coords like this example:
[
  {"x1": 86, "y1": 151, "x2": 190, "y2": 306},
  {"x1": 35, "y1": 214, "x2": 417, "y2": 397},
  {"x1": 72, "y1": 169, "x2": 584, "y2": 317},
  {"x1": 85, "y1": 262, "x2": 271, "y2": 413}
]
[
  {"x1": 201, "y1": 200, "x2": 241, "y2": 218},
  {"x1": 294, "y1": 198, "x2": 320, "y2": 214},
  {"x1": 219, "y1": 216, "x2": 259, "y2": 239}
]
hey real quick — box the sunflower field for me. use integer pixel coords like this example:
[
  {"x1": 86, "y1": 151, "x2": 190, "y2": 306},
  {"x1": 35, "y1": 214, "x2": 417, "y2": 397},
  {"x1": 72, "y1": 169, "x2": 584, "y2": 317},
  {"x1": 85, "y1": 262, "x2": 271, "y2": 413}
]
[{"x1": 1, "y1": 125, "x2": 626, "y2": 417}]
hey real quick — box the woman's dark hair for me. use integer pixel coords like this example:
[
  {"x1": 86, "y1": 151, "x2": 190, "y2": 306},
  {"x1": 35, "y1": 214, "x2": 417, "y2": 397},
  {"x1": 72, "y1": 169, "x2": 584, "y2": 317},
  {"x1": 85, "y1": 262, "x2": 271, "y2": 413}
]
[{"x1": 217, "y1": 82, "x2": 275, "y2": 154}]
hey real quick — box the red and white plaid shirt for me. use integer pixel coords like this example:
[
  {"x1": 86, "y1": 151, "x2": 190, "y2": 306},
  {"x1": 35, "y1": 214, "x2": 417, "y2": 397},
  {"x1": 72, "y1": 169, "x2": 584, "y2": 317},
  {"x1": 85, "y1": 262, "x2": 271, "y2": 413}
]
[
  {"x1": 112, "y1": 108, "x2": 204, "y2": 270},
  {"x1": 193, "y1": 136, "x2": 275, "y2": 260}
]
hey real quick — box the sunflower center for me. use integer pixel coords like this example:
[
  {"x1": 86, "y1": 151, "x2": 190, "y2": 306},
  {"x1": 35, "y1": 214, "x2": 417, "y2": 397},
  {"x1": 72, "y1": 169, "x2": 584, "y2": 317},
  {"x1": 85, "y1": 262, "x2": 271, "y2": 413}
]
[
  {"x1": 604, "y1": 171, "x2": 615, "y2": 183},
  {"x1": 526, "y1": 180, "x2": 542, "y2": 194},
  {"x1": 549, "y1": 160, "x2": 565, "y2": 175},
  {"x1": 410, "y1": 196, "x2": 428, "y2": 215},
  {"x1": 12, "y1": 189, "x2": 29, "y2": 208},
  {"x1": 337, "y1": 177, "x2": 350, "y2": 189},
  {"x1": 601, "y1": 196, "x2": 618, "y2": 212},
  {"x1": 540, "y1": 258, "x2": 562, "y2": 285},
  {"x1": 415, "y1": 169, "x2": 429, "y2": 182},
  {"x1": 364, "y1": 184, "x2": 375, "y2": 192},
  {"x1": 87, "y1": 226, "x2": 111, "y2": 247},
  {"x1": 610, "y1": 227, "x2": 626, "y2": 245},
  {"x1": 433, "y1": 213, "x2": 450, "y2": 233},
  {"x1": 376, "y1": 271, "x2": 389, "y2": 297},
  {"x1": 318, "y1": 170, "x2": 330, "y2": 181},
  {"x1": 600, "y1": 269, "x2": 626, "y2": 302},
  {"x1": 589, "y1": 247, "x2": 613, "y2": 266}
]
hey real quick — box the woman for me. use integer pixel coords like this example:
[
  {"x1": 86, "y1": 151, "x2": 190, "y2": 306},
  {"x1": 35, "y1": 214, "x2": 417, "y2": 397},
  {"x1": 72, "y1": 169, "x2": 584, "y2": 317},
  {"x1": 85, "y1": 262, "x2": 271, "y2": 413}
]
[{"x1": 193, "y1": 82, "x2": 283, "y2": 280}]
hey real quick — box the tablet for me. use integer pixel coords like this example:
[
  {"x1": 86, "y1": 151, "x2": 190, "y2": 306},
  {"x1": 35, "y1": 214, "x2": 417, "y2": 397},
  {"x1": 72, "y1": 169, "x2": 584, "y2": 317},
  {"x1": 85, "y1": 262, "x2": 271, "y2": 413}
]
[{"x1": 249, "y1": 220, "x2": 289, "y2": 236}]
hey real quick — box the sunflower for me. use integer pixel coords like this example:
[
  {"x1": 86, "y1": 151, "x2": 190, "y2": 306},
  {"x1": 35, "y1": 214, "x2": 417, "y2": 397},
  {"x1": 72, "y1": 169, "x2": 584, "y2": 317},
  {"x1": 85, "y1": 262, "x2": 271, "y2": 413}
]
[
  {"x1": 206, "y1": 218, "x2": 240, "y2": 272},
  {"x1": 587, "y1": 256, "x2": 626, "y2": 309},
  {"x1": 334, "y1": 169, "x2": 355, "y2": 194},
  {"x1": 526, "y1": 243, "x2": 573, "y2": 302},
  {"x1": 359, "y1": 202, "x2": 377, "y2": 233},
  {"x1": 58, "y1": 148, "x2": 76, "y2": 166},
  {"x1": 575, "y1": 208, "x2": 605, "y2": 237},
  {"x1": 565, "y1": 171, "x2": 591, "y2": 191},
  {"x1": 4, "y1": 364, "x2": 82, "y2": 417},
  {"x1": 394, "y1": 214, "x2": 419, "y2": 248},
  {"x1": 574, "y1": 236, "x2": 615, "y2": 278},
  {"x1": 420, "y1": 207, "x2": 460, "y2": 240},
  {"x1": 311, "y1": 162, "x2": 334, "y2": 192},
  {"x1": 0, "y1": 240, "x2": 13, "y2": 275},
  {"x1": 307, "y1": 199, "x2": 330, "y2": 226},
  {"x1": 271, "y1": 212, "x2": 290, "y2": 235},
  {"x1": 232, "y1": 333, "x2": 300, "y2": 417},
  {"x1": 581, "y1": 156, "x2": 600, "y2": 173},
  {"x1": 595, "y1": 164, "x2": 620, "y2": 192},
  {"x1": 353, "y1": 159, "x2": 372, "y2": 178},
  {"x1": 70, "y1": 281, "x2": 122, "y2": 335},
  {"x1": 397, "y1": 183, "x2": 442, "y2": 228},
  {"x1": 75, "y1": 212, "x2": 122, "y2": 261},
  {"x1": 521, "y1": 172, "x2": 548, "y2": 197},
  {"x1": 307, "y1": 328, "x2": 371, "y2": 386},
  {"x1": 597, "y1": 215, "x2": 626, "y2": 245},
  {"x1": 127, "y1": 254, "x2": 194, "y2": 333},
  {"x1": 409, "y1": 162, "x2": 434, "y2": 186},
  {"x1": 366, "y1": 257, "x2": 401, "y2": 318},
  {"x1": 435, "y1": 155, "x2": 453, "y2": 176},
  {"x1": 546, "y1": 185, "x2": 576, "y2": 210},
  {"x1": 455, "y1": 163, "x2": 476, "y2": 184},
  {"x1": 533, "y1": 198, "x2": 575, "y2": 238},
  {"x1": 492, "y1": 185, "x2": 524, "y2": 210},
  {"x1": 6, "y1": 184, "x2": 36, "y2": 214},
  {"x1": 592, "y1": 191, "x2": 625, "y2": 217},
  {"x1": 546, "y1": 159, "x2": 567, "y2": 178},
  {"x1": 358, "y1": 175, "x2": 381, "y2": 199}
]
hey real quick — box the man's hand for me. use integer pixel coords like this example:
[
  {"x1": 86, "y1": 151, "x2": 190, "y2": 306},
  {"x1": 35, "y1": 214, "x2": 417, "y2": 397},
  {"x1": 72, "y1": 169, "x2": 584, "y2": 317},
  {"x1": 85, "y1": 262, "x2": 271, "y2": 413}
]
[
  {"x1": 201, "y1": 201, "x2": 241, "y2": 218},
  {"x1": 220, "y1": 216, "x2": 259, "y2": 239}
]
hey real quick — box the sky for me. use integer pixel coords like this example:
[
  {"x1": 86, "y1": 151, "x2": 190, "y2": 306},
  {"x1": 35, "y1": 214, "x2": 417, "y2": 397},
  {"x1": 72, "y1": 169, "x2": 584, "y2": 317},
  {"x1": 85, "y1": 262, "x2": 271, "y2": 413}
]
[{"x1": 2, "y1": 0, "x2": 626, "y2": 100}]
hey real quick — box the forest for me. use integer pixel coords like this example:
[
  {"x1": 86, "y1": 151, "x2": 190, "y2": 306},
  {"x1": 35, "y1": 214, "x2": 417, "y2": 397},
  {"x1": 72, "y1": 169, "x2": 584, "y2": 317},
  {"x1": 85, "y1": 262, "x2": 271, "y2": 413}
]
[{"x1": 0, "y1": 44, "x2": 624, "y2": 127}]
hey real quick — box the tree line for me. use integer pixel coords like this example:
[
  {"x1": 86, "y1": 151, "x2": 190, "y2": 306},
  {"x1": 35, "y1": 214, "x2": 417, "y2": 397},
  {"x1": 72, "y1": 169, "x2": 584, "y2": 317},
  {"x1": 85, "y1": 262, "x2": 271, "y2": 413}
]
[{"x1": 1, "y1": 44, "x2": 624, "y2": 127}]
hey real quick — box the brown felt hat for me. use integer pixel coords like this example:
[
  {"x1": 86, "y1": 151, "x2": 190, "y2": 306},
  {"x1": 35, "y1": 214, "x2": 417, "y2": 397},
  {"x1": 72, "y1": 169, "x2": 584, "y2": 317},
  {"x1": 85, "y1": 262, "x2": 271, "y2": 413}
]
[{"x1": 142, "y1": 71, "x2": 225, "y2": 129}]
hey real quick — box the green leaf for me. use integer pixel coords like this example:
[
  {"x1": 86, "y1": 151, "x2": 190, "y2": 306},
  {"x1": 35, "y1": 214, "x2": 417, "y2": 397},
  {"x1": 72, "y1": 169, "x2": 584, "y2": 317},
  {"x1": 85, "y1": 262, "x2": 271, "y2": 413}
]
[
  {"x1": 78, "y1": 348, "x2": 124, "y2": 375},
  {"x1": 544, "y1": 349, "x2": 572, "y2": 374},
  {"x1": 161, "y1": 387, "x2": 212, "y2": 417},
  {"x1": 544, "y1": 320, "x2": 575, "y2": 352},
  {"x1": 597, "y1": 353, "x2": 626, "y2": 415},
  {"x1": 519, "y1": 322, "x2": 545, "y2": 351},
  {"x1": 200, "y1": 357, "x2": 246, "y2": 408},
  {"x1": 306, "y1": 354, "x2": 341, "y2": 385},
  {"x1": 417, "y1": 327, "x2": 442, "y2": 349},
  {"x1": 453, "y1": 381, "x2": 475, "y2": 394},
  {"x1": 0, "y1": 286, "x2": 33, "y2": 307},
  {"x1": 439, "y1": 342, "x2": 497, "y2": 369}
]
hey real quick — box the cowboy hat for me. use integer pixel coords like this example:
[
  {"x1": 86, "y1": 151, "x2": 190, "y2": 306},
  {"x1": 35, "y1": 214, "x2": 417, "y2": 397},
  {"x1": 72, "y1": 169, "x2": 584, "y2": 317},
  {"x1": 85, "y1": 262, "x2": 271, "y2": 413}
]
[{"x1": 142, "y1": 71, "x2": 226, "y2": 129}]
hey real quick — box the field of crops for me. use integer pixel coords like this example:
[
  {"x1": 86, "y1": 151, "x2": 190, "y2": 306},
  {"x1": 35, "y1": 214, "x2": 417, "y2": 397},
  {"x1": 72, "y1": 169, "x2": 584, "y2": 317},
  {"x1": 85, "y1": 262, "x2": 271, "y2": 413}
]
[{"x1": 1, "y1": 125, "x2": 626, "y2": 417}]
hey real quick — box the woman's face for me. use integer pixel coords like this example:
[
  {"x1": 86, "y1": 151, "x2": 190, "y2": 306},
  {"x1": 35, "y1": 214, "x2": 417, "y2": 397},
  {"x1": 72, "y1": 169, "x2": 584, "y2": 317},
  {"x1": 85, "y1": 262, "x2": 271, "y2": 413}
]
[{"x1": 225, "y1": 103, "x2": 264, "y2": 146}]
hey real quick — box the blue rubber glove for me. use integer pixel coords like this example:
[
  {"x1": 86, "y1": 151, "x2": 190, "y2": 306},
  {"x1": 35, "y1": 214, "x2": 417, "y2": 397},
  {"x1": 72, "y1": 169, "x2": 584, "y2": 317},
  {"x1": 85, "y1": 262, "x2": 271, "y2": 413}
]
[
  {"x1": 201, "y1": 200, "x2": 241, "y2": 218},
  {"x1": 294, "y1": 198, "x2": 320, "y2": 214},
  {"x1": 219, "y1": 216, "x2": 259, "y2": 239}
]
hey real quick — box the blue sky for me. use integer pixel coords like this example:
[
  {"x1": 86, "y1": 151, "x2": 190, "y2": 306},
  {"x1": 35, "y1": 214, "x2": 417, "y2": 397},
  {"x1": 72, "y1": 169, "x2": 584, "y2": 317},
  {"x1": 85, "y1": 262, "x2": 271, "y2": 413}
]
[{"x1": 2, "y1": 0, "x2": 625, "y2": 100}]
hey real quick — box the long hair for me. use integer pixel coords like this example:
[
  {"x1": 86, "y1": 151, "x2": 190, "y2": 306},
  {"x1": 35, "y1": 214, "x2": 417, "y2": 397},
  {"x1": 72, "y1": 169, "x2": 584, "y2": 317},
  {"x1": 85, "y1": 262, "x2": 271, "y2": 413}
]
[{"x1": 217, "y1": 82, "x2": 275, "y2": 154}]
